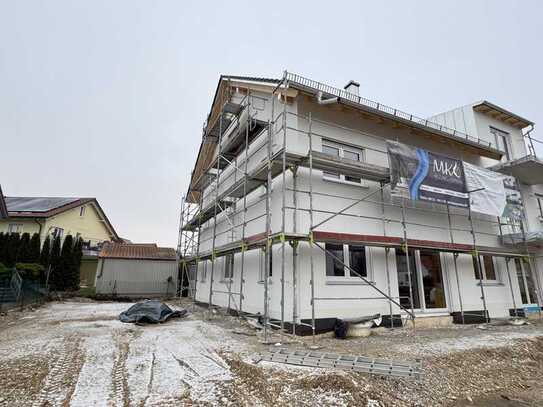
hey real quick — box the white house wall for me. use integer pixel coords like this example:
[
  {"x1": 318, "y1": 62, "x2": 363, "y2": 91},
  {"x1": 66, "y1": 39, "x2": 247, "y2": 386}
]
[{"x1": 193, "y1": 90, "x2": 541, "y2": 323}]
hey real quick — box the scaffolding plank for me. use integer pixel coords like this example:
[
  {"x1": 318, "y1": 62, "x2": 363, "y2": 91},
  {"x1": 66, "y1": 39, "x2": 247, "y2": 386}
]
[
  {"x1": 307, "y1": 151, "x2": 389, "y2": 182},
  {"x1": 260, "y1": 348, "x2": 422, "y2": 379}
]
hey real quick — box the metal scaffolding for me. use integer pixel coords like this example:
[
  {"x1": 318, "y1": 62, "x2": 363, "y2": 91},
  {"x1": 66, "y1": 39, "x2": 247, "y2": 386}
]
[{"x1": 177, "y1": 72, "x2": 543, "y2": 341}]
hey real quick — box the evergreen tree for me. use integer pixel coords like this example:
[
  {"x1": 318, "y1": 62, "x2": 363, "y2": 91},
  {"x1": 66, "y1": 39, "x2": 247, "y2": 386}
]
[
  {"x1": 17, "y1": 233, "x2": 32, "y2": 263},
  {"x1": 70, "y1": 237, "x2": 83, "y2": 290},
  {"x1": 58, "y1": 235, "x2": 74, "y2": 291},
  {"x1": 0, "y1": 232, "x2": 6, "y2": 264},
  {"x1": 5, "y1": 233, "x2": 21, "y2": 267},
  {"x1": 40, "y1": 236, "x2": 52, "y2": 267},
  {"x1": 29, "y1": 233, "x2": 41, "y2": 263},
  {"x1": 49, "y1": 235, "x2": 62, "y2": 289}
]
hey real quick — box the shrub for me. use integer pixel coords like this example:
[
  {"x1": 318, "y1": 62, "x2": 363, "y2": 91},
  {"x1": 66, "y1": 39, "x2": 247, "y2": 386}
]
[
  {"x1": 0, "y1": 262, "x2": 10, "y2": 275},
  {"x1": 15, "y1": 262, "x2": 45, "y2": 279}
]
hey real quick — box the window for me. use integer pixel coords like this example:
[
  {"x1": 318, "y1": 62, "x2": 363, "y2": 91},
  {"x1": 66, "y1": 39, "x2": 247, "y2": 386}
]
[
  {"x1": 348, "y1": 245, "x2": 367, "y2": 277},
  {"x1": 515, "y1": 258, "x2": 538, "y2": 305},
  {"x1": 325, "y1": 244, "x2": 345, "y2": 276},
  {"x1": 396, "y1": 249, "x2": 447, "y2": 310},
  {"x1": 201, "y1": 260, "x2": 208, "y2": 282},
  {"x1": 473, "y1": 255, "x2": 498, "y2": 282},
  {"x1": 51, "y1": 227, "x2": 64, "y2": 239},
  {"x1": 8, "y1": 224, "x2": 23, "y2": 234},
  {"x1": 325, "y1": 244, "x2": 368, "y2": 278},
  {"x1": 322, "y1": 140, "x2": 364, "y2": 184},
  {"x1": 259, "y1": 249, "x2": 273, "y2": 281},
  {"x1": 224, "y1": 254, "x2": 234, "y2": 280},
  {"x1": 536, "y1": 194, "x2": 543, "y2": 219},
  {"x1": 79, "y1": 206, "x2": 86, "y2": 217},
  {"x1": 490, "y1": 127, "x2": 511, "y2": 160}
]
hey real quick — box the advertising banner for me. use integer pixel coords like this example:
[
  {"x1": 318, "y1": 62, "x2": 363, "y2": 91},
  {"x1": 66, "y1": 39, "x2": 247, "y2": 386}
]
[
  {"x1": 463, "y1": 162, "x2": 507, "y2": 218},
  {"x1": 387, "y1": 140, "x2": 522, "y2": 219},
  {"x1": 387, "y1": 140, "x2": 469, "y2": 208}
]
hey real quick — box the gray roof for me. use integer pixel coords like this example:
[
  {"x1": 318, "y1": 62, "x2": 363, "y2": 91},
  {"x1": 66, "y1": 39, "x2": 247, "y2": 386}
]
[
  {"x1": 5, "y1": 197, "x2": 80, "y2": 213},
  {"x1": 0, "y1": 186, "x2": 7, "y2": 218},
  {"x1": 222, "y1": 75, "x2": 280, "y2": 84}
]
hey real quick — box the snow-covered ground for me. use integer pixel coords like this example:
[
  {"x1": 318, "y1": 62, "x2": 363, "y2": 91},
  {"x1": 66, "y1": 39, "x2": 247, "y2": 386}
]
[{"x1": 0, "y1": 301, "x2": 240, "y2": 406}]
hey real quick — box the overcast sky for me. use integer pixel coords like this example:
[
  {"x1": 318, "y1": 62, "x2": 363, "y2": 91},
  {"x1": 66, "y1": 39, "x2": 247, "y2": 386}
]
[{"x1": 1, "y1": 1, "x2": 541, "y2": 247}]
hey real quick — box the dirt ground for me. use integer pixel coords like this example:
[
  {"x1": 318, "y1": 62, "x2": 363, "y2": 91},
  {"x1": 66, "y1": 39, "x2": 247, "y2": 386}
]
[{"x1": 0, "y1": 299, "x2": 542, "y2": 406}]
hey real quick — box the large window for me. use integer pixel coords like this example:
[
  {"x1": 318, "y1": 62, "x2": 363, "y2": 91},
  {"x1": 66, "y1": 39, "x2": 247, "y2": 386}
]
[
  {"x1": 473, "y1": 255, "x2": 498, "y2": 282},
  {"x1": 515, "y1": 258, "x2": 539, "y2": 305},
  {"x1": 490, "y1": 127, "x2": 511, "y2": 161},
  {"x1": 396, "y1": 249, "x2": 447, "y2": 311},
  {"x1": 322, "y1": 140, "x2": 364, "y2": 184},
  {"x1": 325, "y1": 244, "x2": 367, "y2": 278}
]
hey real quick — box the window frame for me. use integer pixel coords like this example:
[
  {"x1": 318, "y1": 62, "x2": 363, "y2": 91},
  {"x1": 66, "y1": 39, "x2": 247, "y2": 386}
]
[
  {"x1": 325, "y1": 243, "x2": 370, "y2": 281},
  {"x1": 79, "y1": 206, "x2": 86, "y2": 217},
  {"x1": 489, "y1": 126, "x2": 511, "y2": 161},
  {"x1": 51, "y1": 227, "x2": 64, "y2": 239},
  {"x1": 258, "y1": 248, "x2": 273, "y2": 282},
  {"x1": 321, "y1": 139, "x2": 366, "y2": 186},
  {"x1": 223, "y1": 254, "x2": 234, "y2": 281},
  {"x1": 535, "y1": 193, "x2": 543, "y2": 219},
  {"x1": 201, "y1": 260, "x2": 207, "y2": 283},
  {"x1": 474, "y1": 254, "x2": 500, "y2": 283}
]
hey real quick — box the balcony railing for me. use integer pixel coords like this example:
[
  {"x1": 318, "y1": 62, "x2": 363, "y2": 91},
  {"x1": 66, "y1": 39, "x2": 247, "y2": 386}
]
[{"x1": 285, "y1": 71, "x2": 497, "y2": 152}]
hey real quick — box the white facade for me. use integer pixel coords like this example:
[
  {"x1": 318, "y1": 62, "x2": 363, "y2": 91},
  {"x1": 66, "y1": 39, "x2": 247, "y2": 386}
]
[
  {"x1": 95, "y1": 258, "x2": 178, "y2": 298},
  {"x1": 187, "y1": 76, "x2": 543, "y2": 328}
]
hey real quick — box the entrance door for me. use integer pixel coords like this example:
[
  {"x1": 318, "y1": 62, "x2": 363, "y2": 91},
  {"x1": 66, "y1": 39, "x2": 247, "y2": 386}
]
[
  {"x1": 514, "y1": 258, "x2": 539, "y2": 306},
  {"x1": 396, "y1": 249, "x2": 447, "y2": 312}
]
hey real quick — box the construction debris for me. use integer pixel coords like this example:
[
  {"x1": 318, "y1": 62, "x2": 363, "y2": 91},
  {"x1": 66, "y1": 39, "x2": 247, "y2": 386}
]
[{"x1": 257, "y1": 348, "x2": 422, "y2": 379}]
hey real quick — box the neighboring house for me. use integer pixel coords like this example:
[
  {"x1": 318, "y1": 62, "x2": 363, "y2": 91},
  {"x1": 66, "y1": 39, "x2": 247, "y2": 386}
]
[
  {"x1": 0, "y1": 186, "x2": 7, "y2": 219},
  {"x1": 0, "y1": 196, "x2": 119, "y2": 286},
  {"x1": 0, "y1": 196, "x2": 118, "y2": 245},
  {"x1": 95, "y1": 243, "x2": 178, "y2": 298},
  {"x1": 179, "y1": 72, "x2": 543, "y2": 333}
]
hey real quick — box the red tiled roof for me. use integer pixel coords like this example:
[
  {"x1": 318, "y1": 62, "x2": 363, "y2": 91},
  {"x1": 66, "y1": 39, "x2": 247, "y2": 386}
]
[{"x1": 99, "y1": 243, "x2": 177, "y2": 261}]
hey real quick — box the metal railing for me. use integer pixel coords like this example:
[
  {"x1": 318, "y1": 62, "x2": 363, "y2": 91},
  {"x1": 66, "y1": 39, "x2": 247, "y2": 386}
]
[
  {"x1": 10, "y1": 270, "x2": 22, "y2": 302},
  {"x1": 285, "y1": 71, "x2": 496, "y2": 151}
]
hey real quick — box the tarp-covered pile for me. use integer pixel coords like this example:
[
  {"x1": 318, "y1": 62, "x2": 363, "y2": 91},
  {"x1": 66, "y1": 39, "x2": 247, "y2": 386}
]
[{"x1": 119, "y1": 300, "x2": 187, "y2": 324}]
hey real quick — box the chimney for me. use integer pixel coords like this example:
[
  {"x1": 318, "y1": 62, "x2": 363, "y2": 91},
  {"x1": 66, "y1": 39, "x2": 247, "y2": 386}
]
[{"x1": 344, "y1": 80, "x2": 360, "y2": 96}]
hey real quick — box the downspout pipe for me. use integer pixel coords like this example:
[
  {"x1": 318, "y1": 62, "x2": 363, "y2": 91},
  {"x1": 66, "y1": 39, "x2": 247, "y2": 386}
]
[{"x1": 316, "y1": 91, "x2": 340, "y2": 105}]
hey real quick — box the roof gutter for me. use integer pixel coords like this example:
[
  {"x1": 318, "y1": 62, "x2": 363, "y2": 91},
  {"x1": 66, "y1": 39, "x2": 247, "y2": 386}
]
[{"x1": 316, "y1": 91, "x2": 340, "y2": 105}]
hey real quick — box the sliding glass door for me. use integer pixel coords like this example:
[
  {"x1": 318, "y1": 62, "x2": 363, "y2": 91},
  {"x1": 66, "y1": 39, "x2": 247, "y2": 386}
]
[
  {"x1": 515, "y1": 258, "x2": 539, "y2": 306},
  {"x1": 396, "y1": 249, "x2": 448, "y2": 312}
]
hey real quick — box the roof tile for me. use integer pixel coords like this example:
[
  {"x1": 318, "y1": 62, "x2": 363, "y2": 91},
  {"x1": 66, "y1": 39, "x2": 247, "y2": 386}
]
[{"x1": 99, "y1": 243, "x2": 177, "y2": 261}]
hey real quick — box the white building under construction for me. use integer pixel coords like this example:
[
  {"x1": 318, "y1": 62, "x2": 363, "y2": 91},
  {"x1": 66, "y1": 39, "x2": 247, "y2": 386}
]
[{"x1": 179, "y1": 72, "x2": 543, "y2": 335}]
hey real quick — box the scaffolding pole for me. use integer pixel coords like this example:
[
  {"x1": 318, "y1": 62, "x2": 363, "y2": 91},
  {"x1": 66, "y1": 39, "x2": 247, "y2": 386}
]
[
  {"x1": 400, "y1": 199, "x2": 416, "y2": 328},
  {"x1": 467, "y1": 192, "x2": 490, "y2": 323},
  {"x1": 291, "y1": 166, "x2": 299, "y2": 334},
  {"x1": 263, "y1": 118, "x2": 273, "y2": 342},
  {"x1": 308, "y1": 112, "x2": 316, "y2": 340},
  {"x1": 280, "y1": 76, "x2": 288, "y2": 331},
  {"x1": 238, "y1": 91, "x2": 251, "y2": 315},
  {"x1": 208, "y1": 112, "x2": 224, "y2": 316},
  {"x1": 446, "y1": 203, "x2": 465, "y2": 324},
  {"x1": 380, "y1": 183, "x2": 394, "y2": 328}
]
